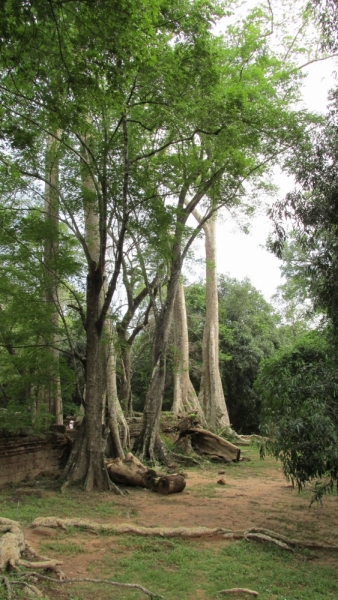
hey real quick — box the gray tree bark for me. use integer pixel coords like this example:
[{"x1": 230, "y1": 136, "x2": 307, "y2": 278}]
[
  {"x1": 63, "y1": 127, "x2": 128, "y2": 490},
  {"x1": 199, "y1": 215, "x2": 230, "y2": 431},
  {"x1": 172, "y1": 280, "x2": 204, "y2": 418}
]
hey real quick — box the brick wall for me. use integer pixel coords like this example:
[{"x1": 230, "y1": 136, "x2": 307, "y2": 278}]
[{"x1": 0, "y1": 433, "x2": 69, "y2": 487}]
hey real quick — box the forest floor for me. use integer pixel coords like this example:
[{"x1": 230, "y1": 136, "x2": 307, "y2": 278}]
[{"x1": 1, "y1": 447, "x2": 338, "y2": 600}]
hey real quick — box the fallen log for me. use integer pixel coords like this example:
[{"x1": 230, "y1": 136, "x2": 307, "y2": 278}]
[
  {"x1": 175, "y1": 427, "x2": 240, "y2": 462},
  {"x1": 106, "y1": 453, "x2": 156, "y2": 488},
  {"x1": 106, "y1": 452, "x2": 186, "y2": 495},
  {"x1": 150, "y1": 474, "x2": 186, "y2": 495}
]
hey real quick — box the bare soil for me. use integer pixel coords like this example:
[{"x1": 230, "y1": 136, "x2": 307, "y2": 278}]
[{"x1": 23, "y1": 451, "x2": 338, "y2": 581}]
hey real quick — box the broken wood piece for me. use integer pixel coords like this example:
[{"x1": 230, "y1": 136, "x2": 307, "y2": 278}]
[{"x1": 218, "y1": 588, "x2": 258, "y2": 596}]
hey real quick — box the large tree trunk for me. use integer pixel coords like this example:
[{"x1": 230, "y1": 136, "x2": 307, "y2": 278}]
[
  {"x1": 199, "y1": 215, "x2": 230, "y2": 431},
  {"x1": 172, "y1": 280, "x2": 204, "y2": 418},
  {"x1": 44, "y1": 133, "x2": 63, "y2": 425},
  {"x1": 63, "y1": 135, "x2": 111, "y2": 490},
  {"x1": 63, "y1": 269, "x2": 112, "y2": 491}
]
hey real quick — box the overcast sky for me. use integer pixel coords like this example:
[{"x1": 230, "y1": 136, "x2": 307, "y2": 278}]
[{"x1": 185, "y1": 51, "x2": 338, "y2": 302}]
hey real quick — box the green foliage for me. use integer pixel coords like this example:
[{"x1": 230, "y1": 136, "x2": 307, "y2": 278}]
[
  {"x1": 270, "y1": 90, "x2": 338, "y2": 335},
  {"x1": 0, "y1": 0, "x2": 324, "y2": 445},
  {"x1": 0, "y1": 204, "x2": 80, "y2": 429},
  {"x1": 185, "y1": 276, "x2": 280, "y2": 433},
  {"x1": 256, "y1": 331, "x2": 338, "y2": 496}
]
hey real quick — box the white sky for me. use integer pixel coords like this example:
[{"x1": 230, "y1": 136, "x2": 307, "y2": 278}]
[{"x1": 185, "y1": 51, "x2": 338, "y2": 302}]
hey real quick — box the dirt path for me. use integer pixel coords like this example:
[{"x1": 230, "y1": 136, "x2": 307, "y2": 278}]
[{"x1": 23, "y1": 451, "x2": 338, "y2": 586}]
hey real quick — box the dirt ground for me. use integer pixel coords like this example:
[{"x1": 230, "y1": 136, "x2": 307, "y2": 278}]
[{"x1": 23, "y1": 450, "x2": 338, "y2": 580}]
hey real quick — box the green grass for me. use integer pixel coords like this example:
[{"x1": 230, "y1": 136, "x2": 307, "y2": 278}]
[
  {"x1": 96, "y1": 535, "x2": 337, "y2": 599},
  {"x1": 0, "y1": 486, "x2": 124, "y2": 525},
  {"x1": 40, "y1": 540, "x2": 87, "y2": 555},
  {"x1": 2, "y1": 535, "x2": 335, "y2": 600}
]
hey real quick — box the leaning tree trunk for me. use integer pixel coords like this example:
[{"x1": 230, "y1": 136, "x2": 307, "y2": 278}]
[
  {"x1": 199, "y1": 215, "x2": 230, "y2": 431},
  {"x1": 44, "y1": 133, "x2": 63, "y2": 425},
  {"x1": 134, "y1": 257, "x2": 182, "y2": 464},
  {"x1": 172, "y1": 280, "x2": 205, "y2": 419}
]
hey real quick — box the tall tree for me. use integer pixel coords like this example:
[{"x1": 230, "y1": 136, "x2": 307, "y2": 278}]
[
  {"x1": 1, "y1": 0, "x2": 242, "y2": 483},
  {"x1": 0, "y1": 0, "x2": 322, "y2": 479},
  {"x1": 191, "y1": 208, "x2": 230, "y2": 431},
  {"x1": 172, "y1": 280, "x2": 204, "y2": 417}
]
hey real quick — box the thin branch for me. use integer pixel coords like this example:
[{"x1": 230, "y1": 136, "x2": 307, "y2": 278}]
[{"x1": 297, "y1": 52, "x2": 338, "y2": 70}]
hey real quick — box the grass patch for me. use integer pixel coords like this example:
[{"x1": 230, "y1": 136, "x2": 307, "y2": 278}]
[
  {"x1": 0, "y1": 484, "x2": 123, "y2": 525},
  {"x1": 22, "y1": 535, "x2": 338, "y2": 600},
  {"x1": 40, "y1": 540, "x2": 86, "y2": 555}
]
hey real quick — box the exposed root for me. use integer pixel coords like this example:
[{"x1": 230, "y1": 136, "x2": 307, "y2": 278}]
[
  {"x1": 0, "y1": 517, "x2": 65, "y2": 580},
  {"x1": 30, "y1": 518, "x2": 338, "y2": 551},
  {"x1": 1, "y1": 576, "x2": 12, "y2": 600},
  {"x1": 244, "y1": 533, "x2": 293, "y2": 552},
  {"x1": 18, "y1": 558, "x2": 64, "y2": 577},
  {"x1": 22, "y1": 571, "x2": 167, "y2": 599},
  {"x1": 11, "y1": 580, "x2": 44, "y2": 597},
  {"x1": 243, "y1": 527, "x2": 338, "y2": 551},
  {"x1": 0, "y1": 519, "x2": 26, "y2": 571},
  {"x1": 32, "y1": 517, "x2": 230, "y2": 538},
  {"x1": 218, "y1": 589, "x2": 259, "y2": 596}
]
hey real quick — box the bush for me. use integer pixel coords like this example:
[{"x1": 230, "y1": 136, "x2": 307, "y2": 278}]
[{"x1": 255, "y1": 331, "x2": 338, "y2": 496}]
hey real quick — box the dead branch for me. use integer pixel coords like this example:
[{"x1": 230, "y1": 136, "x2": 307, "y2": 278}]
[
  {"x1": 23, "y1": 571, "x2": 167, "y2": 599},
  {"x1": 218, "y1": 589, "x2": 258, "y2": 596}
]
